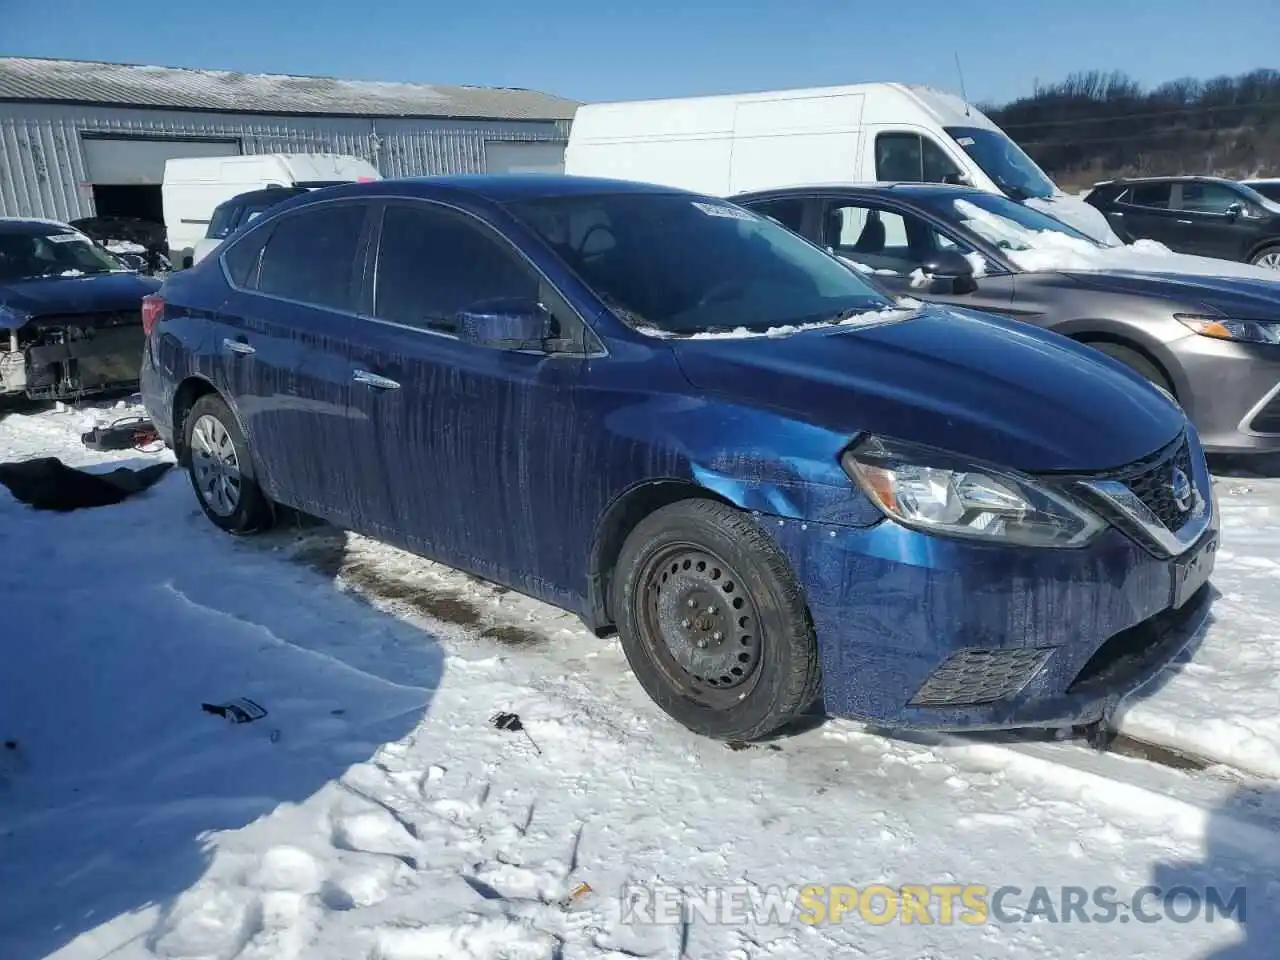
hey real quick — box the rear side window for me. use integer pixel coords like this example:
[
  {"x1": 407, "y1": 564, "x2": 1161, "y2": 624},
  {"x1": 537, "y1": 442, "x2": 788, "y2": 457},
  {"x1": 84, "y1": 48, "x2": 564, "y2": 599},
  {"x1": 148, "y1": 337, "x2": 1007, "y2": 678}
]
[
  {"x1": 206, "y1": 203, "x2": 240, "y2": 240},
  {"x1": 1127, "y1": 183, "x2": 1172, "y2": 209},
  {"x1": 372, "y1": 203, "x2": 539, "y2": 333},
  {"x1": 875, "y1": 133, "x2": 963, "y2": 183},
  {"x1": 255, "y1": 203, "x2": 367, "y2": 312}
]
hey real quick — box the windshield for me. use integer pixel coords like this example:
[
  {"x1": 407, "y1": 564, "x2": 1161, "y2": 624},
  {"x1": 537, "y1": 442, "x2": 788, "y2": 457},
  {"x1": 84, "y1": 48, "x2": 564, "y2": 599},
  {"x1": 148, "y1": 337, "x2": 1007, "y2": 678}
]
[
  {"x1": 1243, "y1": 181, "x2": 1280, "y2": 205},
  {"x1": 0, "y1": 228, "x2": 126, "y2": 282},
  {"x1": 945, "y1": 126, "x2": 1056, "y2": 201},
  {"x1": 505, "y1": 193, "x2": 892, "y2": 336},
  {"x1": 920, "y1": 191, "x2": 1100, "y2": 252}
]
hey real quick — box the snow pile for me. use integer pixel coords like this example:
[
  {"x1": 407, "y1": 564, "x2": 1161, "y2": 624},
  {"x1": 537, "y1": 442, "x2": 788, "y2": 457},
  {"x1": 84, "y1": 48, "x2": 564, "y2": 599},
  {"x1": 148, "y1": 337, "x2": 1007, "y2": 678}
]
[
  {"x1": 837, "y1": 255, "x2": 901, "y2": 276},
  {"x1": 955, "y1": 199, "x2": 1280, "y2": 282},
  {"x1": 636, "y1": 305, "x2": 916, "y2": 340},
  {"x1": 1, "y1": 404, "x2": 1280, "y2": 959}
]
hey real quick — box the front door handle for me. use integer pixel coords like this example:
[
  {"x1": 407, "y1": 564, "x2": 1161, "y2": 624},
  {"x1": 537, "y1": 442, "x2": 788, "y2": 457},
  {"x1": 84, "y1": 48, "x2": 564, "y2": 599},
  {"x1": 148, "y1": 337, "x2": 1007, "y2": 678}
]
[
  {"x1": 222, "y1": 337, "x2": 255, "y2": 356},
  {"x1": 1177, "y1": 219, "x2": 1193, "y2": 225},
  {"x1": 353, "y1": 369, "x2": 401, "y2": 390}
]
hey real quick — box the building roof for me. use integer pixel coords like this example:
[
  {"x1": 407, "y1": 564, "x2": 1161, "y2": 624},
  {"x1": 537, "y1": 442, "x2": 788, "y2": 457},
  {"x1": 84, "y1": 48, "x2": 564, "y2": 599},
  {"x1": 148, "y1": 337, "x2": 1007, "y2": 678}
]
[{"x1": 0, "y1": 57, "x2": 580, "y2": 122}]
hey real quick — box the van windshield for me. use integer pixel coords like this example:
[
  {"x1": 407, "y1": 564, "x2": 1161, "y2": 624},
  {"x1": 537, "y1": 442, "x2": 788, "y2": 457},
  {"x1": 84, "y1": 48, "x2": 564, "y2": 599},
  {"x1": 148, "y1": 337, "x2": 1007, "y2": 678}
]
[
  {"x1": 506, "y1": 193, "x2": 893, "y2": 336},
  {"x1": 945, "y1": 126, "x2": 1056, "y2": 201}
]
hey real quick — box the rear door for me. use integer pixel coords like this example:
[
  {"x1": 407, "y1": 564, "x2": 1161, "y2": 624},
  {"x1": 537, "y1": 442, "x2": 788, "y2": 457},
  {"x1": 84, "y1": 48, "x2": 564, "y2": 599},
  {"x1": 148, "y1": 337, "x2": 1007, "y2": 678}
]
[
  {"x1": 810, "y1": 196, "x2": 1018, "y2": 314},
  {"x1": 1170, "y1": 181, "x2": 1255, "y2": 260},
  {"x1": 1109, "y1": 182, "x2": 1181, "y2": 248},
  {"x1": 216, "y1": 198, "x2": 386, "y2": 526}
]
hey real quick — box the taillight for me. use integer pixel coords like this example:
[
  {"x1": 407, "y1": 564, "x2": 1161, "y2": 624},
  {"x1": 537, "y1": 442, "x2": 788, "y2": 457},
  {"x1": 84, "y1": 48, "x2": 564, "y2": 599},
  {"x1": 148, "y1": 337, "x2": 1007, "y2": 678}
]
[{"x1": 141, "y1": 295, "x2": 164, "y2": 335}]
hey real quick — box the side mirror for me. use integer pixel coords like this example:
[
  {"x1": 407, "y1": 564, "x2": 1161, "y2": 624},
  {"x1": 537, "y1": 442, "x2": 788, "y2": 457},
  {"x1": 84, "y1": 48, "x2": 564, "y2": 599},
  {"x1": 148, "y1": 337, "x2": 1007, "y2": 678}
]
[
  {"x1": 1225, "y1": 201, "x2": 1244, "y2": 220},
  {"x1": 456, "y1": 298, "x2": 555, "y2": 350},
  {"x1": 920, "y1": 250, "x2": 978, "y2": 294}
]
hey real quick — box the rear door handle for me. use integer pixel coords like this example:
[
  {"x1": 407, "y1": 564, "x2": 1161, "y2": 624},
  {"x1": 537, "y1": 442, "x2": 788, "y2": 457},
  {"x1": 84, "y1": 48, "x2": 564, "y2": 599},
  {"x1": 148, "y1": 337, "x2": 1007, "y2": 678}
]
[
  {"x1": 222, "y1": 337, "x2": 255, "y2": 356},
  {"x1": 353, "y1": 369, "x2": 401, "y2": 390}
]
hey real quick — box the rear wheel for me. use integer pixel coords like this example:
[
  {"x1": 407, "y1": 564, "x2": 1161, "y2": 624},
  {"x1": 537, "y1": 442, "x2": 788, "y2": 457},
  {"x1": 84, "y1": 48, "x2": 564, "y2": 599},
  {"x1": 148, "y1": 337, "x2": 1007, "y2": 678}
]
[
  {"x1": 612, "y1": 499, "x2": 822, "y2": 741},
  {"x1": 1251, "y1": 245, "x2": 1280, "y2": 270},
  {"x1": 184, "y1": 393, "x2": 272, "y2": 533},
  {"x1": 1085, "y1": 342, "x2": 1175, "y2": 398}
]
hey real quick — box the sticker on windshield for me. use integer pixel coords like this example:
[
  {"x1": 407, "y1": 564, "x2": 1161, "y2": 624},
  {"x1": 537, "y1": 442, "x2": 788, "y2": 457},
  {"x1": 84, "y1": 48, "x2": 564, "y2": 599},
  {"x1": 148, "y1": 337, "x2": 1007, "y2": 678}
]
[
  {"x1": 46, "y1": 233, "x2": 87, "y2": 244},
  {"x1": 955, "y1": 137, "x2": 975, "y2": 146},
  {"x1": 692, "y1": 201, "x2": 756, "y2": 221}
]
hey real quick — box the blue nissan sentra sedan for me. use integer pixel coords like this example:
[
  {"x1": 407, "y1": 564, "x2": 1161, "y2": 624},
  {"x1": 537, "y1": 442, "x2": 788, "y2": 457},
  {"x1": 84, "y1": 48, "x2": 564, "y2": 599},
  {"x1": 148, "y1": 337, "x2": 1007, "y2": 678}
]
[{"x1": 139, "y1": 175, "x2": 1218, "y2": 741}]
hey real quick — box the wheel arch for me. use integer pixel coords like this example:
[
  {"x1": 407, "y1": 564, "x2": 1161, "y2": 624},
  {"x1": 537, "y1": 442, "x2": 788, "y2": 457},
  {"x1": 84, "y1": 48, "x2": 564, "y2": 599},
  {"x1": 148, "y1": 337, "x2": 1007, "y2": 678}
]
[
  {"x1": 1245, "y1": 238, "x2": 1280, "y2": 264},
  {"x1": 1066, "y1": 328, "x2": 1179, "y2": 399},
  {"x1": 585, "y1": 479, "x2": 736, "y2": 636},
  {"x1": 171, "y1": 376, "x2": 249, "y2": 466}
]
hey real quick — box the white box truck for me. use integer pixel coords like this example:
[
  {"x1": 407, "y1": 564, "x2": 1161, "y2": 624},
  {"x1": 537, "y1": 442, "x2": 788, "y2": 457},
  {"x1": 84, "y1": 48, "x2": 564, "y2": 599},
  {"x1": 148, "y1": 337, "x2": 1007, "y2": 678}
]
[
  {"x1": 162, "y1": 153, "x2": 382, "y2": 268},
  {"x1": 564, "y1": 83, "x2": 1119, "y2": 244}
]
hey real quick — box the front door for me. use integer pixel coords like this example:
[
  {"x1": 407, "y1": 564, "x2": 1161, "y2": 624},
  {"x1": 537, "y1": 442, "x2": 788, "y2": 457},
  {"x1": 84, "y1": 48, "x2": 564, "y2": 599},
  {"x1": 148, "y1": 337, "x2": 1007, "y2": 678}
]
[
  {"x1": 812, "y1": 197, "x2": 1019, "y2": 316},
  {"x1": 1171, "y1": 181, "x2": 1255, "y2": 261},
  {"x1": 355, "y1": 199, "x2": 596, "y2": 604},
  {"x1": 1111, "y1": 182, "x2": 1181, "y2": 248}
]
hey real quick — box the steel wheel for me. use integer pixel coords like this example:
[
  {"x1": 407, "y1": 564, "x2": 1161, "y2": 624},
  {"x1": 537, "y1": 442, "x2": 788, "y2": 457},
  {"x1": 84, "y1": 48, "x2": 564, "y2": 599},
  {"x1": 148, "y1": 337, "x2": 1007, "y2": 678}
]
[
  {"x1": 1253, "y1": 249, "x2": 1280, "y2": 270},
  {"x1": 190, "y1": 413, "x2": 242, "y2": 517},
  {"x1": 636, "y1": 543, "x2": 764, "y2": 709}
]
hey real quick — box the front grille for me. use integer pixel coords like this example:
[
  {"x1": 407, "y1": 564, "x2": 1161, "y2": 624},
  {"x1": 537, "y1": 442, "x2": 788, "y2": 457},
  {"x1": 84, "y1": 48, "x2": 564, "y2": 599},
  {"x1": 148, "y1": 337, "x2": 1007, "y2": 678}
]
[
  {"x1": 1248, "y1": 391, "x2": 1280, "y2": 434},
  {"x1": 909, "y1": 647, "x2": 1054, "y2": 707},
  {"x1": 1121, "y1": 438, "x2": 1195, "y2": 532}
]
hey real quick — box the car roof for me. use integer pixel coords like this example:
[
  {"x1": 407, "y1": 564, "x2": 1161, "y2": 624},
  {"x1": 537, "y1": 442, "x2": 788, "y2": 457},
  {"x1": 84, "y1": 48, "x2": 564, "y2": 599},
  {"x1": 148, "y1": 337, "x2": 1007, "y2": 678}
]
[
  {"x1": 300, "y1": 174, "x2": 697, "y2": 206},
  {"x1": 0, "y1": 217, "x2": 78, "y2": 236},
  {"x1": 735, "y1": 181, "x2": 988, "y2": 202},
  {"x1": 1091, "y1": 175, "x2": 1243, "y2": 187},
  {"x1": 215, "y1": 186, "x2": 309, "y2": 208}
]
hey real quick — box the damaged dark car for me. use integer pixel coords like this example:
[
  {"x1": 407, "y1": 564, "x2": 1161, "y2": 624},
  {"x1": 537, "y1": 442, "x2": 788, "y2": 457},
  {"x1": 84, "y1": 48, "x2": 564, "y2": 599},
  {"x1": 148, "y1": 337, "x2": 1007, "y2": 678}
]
[{"x1": 1, "y1": 219, "x2": 159, "y2": 401}]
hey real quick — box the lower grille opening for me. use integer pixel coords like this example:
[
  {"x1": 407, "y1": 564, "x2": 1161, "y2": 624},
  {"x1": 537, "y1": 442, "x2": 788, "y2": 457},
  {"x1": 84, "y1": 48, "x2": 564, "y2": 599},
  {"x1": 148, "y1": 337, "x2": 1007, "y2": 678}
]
[
  {"x1": 1066, "y1": 586, "x2": 1211, "y2": 694},
  {"x1": 1249, "y1": 392, "x2": 1280, "y2": 434},
  {"x1": 909, "y1": 647, "x2": 1054, "y2": 707}
]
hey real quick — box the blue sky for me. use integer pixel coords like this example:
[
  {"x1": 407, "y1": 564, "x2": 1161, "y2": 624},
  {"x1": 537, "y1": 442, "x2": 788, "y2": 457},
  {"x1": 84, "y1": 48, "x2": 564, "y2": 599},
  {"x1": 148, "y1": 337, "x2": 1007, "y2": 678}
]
[{"x1": 5, "y1": 0, "x2": 1275, "y2": 105}]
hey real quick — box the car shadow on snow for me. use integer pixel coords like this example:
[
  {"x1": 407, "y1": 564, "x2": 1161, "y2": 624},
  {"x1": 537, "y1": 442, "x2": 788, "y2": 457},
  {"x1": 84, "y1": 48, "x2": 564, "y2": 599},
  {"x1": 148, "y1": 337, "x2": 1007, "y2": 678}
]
[
  {"x1": 0, "y1": 465, "x2": 446, "y2": 959},
  {"x1": 1150, "y1": 784, "x2": 1280, "y2": 958},
  {"x1": 1209, "y1": 453, "x2": 1280, "y2": 480}
]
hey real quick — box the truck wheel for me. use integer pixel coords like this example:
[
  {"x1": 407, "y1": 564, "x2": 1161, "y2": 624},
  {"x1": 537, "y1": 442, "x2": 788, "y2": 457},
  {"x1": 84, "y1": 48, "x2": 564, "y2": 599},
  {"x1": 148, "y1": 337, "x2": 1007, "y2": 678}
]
[
  {"x1": 184, "y1": 393, "x2": 272, "y2": 534},
  {"x1": 612, "y1": 499, "x2": 822, "y2": 741}
]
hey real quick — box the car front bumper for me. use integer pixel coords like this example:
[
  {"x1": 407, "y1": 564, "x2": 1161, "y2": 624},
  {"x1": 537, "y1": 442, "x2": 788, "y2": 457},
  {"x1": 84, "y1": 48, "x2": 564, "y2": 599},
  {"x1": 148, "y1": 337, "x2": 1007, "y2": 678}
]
[
  {"x1": 1167, "y1": 333, "x2": 1280, "y2": 453},
  {"x1": 765, "y1": 441, "x2": 1220, "y2": 731}
]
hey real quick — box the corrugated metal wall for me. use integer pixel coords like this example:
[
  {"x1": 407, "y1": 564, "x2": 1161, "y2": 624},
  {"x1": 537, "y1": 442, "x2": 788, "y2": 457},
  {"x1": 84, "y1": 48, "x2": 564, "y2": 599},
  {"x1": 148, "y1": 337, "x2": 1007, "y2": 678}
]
[{"x1": 0, "y1": 101, "x2": 570, "y2": 220}]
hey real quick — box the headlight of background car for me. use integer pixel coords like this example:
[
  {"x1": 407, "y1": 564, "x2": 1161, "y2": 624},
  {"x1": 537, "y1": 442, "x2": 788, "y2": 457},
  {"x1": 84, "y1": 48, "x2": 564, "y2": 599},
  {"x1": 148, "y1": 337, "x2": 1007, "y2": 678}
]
[
  {"x1": 842, "y1": 436, "x2": 1105, "y2": 548},
  {"x1": 1175, "y1": 314, "x2": 1280, "y2": 345}
]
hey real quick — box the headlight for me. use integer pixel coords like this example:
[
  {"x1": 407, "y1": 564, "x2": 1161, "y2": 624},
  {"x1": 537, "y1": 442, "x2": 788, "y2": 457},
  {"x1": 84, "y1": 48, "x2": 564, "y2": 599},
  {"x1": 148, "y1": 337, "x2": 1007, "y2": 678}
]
[
  {"x1": 1175, "y1": 314, "x2": 1280, "y2": 345},
  {"x1": 841, "y1": 436, "x2": 1105, "y2": 548}
]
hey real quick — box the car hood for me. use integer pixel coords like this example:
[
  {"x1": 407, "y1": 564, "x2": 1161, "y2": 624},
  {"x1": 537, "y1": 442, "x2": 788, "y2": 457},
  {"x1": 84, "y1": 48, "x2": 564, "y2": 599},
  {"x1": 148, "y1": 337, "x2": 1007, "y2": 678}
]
[
  {"x1": 0, "y1": 272, "x2": 160, "y2": 329},
  {"x1": 672, "y1": 306, "x2": 1186, "y2": 474},
  {"x1": 1059, "y1": 268, "x2": 1280, "y2": 317},
  {"x1": 1023, "y1": 194, "x2": 1122, "y2": 245}
]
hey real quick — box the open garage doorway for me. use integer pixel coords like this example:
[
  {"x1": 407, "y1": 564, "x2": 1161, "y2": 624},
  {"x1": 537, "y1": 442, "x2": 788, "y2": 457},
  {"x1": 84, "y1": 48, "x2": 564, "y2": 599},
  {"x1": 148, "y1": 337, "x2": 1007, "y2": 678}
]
[{"x1": 81, "y1": 133, "x2": 241, "y2": 226}]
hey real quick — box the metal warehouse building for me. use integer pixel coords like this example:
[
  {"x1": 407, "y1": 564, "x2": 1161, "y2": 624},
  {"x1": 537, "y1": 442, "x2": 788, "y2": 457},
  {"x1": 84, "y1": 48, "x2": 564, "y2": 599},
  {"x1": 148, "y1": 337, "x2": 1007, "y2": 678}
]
[{"x1": 0, "y1": 57, "x2": 579, "y2": 224}]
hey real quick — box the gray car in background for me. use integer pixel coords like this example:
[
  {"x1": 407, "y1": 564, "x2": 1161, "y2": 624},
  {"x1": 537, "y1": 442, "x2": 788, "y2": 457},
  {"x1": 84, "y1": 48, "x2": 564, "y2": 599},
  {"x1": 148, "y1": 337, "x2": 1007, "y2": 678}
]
[{"x1": 735, "y1": 183, "x2": 1280, "y2": 455}]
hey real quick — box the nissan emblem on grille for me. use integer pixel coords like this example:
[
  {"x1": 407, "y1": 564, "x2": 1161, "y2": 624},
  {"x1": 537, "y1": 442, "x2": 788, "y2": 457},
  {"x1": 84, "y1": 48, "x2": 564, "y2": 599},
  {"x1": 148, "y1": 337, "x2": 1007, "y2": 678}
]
[{"x1": 1170, "y1": 467, "x2": 1192, "y2": 513}]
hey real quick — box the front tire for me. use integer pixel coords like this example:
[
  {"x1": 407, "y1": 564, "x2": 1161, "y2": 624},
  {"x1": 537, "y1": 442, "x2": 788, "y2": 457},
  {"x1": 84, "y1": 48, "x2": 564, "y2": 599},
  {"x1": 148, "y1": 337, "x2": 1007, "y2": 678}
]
[
  {"x1": 1086, "y1": 342, "x2": 1175, "y2": 398},
  {"x1": 612, "y1": 499, "x2": 822, "y2": 741},
  {"x1": 184, "y1": 393, "x2": 272, "y2": 533}
]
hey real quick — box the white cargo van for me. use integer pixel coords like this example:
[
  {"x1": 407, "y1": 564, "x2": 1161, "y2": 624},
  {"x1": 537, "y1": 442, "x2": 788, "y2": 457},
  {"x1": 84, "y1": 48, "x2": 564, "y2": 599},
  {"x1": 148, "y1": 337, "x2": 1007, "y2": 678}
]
[
  {"x1": 565, "y1": 83, "x2": 1119, "y2": 244},
  {"x1": 162, "y1": 153, "x2": 381, "y2": 268}
]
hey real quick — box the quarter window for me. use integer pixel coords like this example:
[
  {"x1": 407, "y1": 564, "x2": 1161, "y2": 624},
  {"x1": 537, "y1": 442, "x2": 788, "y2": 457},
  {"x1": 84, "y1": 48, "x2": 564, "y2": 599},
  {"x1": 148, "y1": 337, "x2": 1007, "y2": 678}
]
[
  {"x1": 255, "y1": 202, "x2": 367, "y2": 312},
  {"x1": 372, "y1": 203, "x2": 541, "y2": 335}
]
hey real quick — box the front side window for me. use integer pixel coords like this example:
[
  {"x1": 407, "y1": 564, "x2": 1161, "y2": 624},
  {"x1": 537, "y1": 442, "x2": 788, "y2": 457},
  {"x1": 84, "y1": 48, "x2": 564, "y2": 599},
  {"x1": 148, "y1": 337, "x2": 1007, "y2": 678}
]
[
  {"x1": 1248, "y1": 182, "x2": 1280, "y2": 203},
  {"x1": 820, "y1": 201, "x2": 984, "y2": 276},
  {"x1": 506, "y1": 192, "x2": 890, "y2": 337},
  {"x1": 1178, "y1": 182, "x2": 1244, "y2": 215},
  {"x1": 944, "y1": 126, "x2": 1056, "y2": 201},
  {"x1": 255, "y1": 203, "x2": 367, "y2": 312},
  {"x1": 875, "y1": 133, "x2": 963, "y2": 185},
  {"x1": 0, "y1": 228, "x2": 125, "y2": 282},
  {"x1": 372, "y1": 203, "x2": 541, "y2": 335},
  {"x1": 749, "y1": 197, "x2": 806, "y2": 233}
]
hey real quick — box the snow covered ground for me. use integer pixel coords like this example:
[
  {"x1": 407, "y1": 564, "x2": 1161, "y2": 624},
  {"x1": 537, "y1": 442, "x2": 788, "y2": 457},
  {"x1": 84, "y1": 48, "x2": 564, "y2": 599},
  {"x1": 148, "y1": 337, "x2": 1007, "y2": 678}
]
[{"x1": 3, "y1": 401, "x2": 1280, "y2": 959}]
